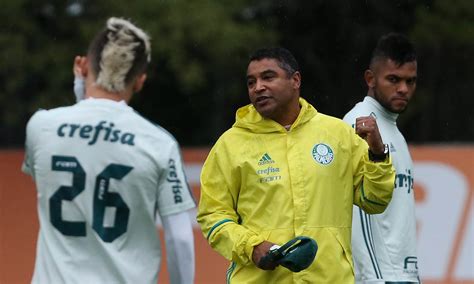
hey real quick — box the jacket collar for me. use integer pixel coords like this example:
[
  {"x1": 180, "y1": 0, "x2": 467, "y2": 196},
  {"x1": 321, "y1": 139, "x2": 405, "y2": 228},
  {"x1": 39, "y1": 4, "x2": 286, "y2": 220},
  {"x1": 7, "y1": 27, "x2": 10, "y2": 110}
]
[{"x1": 233, "y1": 98, "x2": 318, "y2": 133}]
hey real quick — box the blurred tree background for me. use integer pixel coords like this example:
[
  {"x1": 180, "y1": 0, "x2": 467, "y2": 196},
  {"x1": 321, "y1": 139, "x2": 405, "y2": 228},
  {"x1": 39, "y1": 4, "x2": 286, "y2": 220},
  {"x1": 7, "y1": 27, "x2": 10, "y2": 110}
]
[{"x1": 0, "y1": 0, "x2": 472, "y2": 147}]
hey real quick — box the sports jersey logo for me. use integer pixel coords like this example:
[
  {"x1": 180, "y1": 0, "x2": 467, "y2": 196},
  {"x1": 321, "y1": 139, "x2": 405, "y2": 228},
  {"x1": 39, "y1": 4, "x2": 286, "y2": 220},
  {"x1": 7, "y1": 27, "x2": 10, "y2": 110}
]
[
  {"x1": 404, "y1": 256, "x2": 418, "y2": 275},
  {"x1": 256, "y1": 166, "x2": 280, "y2": 175},
  {"x1": 390, "y1": 142, "x2": 396, "y2": 152},
  {"x1": 312, "y1": 143, "x2": 334, "y2": 165},
  {"x1": 258, "y1": 153, "x2": 275, "y2": 165},
  {"x1": 256, "y1": 153, "x2": 281, "y2": 183},
  {"x1": 166, "y1": 159, "x2": 183, "y2": 203},
  {"x1": 395, "y1": 168, "x2": 414, "y2": 193},
  {"x1": 57, "y1": 120, "x2": 135, "y2": 146}
]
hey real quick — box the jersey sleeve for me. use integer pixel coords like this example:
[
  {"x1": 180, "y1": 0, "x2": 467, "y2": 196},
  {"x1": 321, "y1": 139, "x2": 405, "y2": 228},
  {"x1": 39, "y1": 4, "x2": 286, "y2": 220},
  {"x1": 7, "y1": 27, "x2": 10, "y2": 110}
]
[
  {"x1": 196, "y1": 140, "x2": 265, "y2": 266},
  {"x1": 344, "y1": 112, "x2": 395, "y2": 214},
  {"x1": 156, "y1": 139, "x2": 196, "y2": 217},
  {"x1": 162, "y1": 210, "x2": 195, "y2": 284},
  {"x1": 22, "y1": 110, "x2": 45, "y2": 179}
]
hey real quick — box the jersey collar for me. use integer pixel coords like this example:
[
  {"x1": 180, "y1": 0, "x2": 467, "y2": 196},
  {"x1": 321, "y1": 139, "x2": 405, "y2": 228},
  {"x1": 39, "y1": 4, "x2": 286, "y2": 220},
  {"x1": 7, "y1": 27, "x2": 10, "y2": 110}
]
[{"x1": 364, "y1": 96, "x2": 399, "y2": 124}]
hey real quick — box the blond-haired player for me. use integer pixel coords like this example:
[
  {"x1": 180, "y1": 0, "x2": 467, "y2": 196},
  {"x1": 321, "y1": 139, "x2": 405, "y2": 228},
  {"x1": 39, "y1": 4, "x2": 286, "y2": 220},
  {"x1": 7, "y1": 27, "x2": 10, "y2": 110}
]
[{"x1": 23, "y1": 17, "x2": 195, "y2": 284}]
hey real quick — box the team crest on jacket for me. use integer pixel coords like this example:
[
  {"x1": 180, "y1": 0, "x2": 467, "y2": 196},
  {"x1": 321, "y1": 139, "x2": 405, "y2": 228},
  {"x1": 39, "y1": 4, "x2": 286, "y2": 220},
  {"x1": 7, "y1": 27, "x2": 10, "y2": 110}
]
[{"x1": 312, "y1": 143, "x2": 334, "y2": 165}]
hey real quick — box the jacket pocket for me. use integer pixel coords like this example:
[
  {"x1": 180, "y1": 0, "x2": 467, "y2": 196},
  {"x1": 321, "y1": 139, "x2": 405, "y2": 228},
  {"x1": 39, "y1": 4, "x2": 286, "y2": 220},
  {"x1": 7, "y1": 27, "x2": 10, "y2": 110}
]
[
  {"x1": 303, "y1": 227, "x2": 354, "y2": 283},
  {"x1": 327, "y1": 227, "x2": 354, "y2": 274}
]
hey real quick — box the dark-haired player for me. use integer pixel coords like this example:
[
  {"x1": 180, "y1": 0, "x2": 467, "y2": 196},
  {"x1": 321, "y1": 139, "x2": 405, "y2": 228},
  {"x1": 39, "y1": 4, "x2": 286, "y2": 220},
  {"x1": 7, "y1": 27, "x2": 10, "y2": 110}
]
[{"x1": 344, "y1": 33, "x2": 420, "y2": 284}]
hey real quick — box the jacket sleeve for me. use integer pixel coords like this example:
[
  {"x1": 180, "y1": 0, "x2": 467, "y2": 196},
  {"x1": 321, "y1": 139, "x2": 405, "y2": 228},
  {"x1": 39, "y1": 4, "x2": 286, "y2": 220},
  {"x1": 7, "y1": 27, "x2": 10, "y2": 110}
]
[
  {"x1": 350, "y1": 131, "x2": 395, "y2": 214},
  {"x1": 196, "y1": 141, "x2": 265, "y2": 266},
  {"x1": 22, "y1": 110, "x2": 46, "y2": 178}
]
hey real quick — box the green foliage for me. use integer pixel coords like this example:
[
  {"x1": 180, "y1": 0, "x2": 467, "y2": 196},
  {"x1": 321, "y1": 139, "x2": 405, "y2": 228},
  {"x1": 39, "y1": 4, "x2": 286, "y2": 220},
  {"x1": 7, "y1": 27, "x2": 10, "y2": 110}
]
[
  {"x1": 126, "y1": 0, "x2": 278, "y2": 143},
  {"x1": 0, "y1": 0, "x2": 472, "y2": 145},
  {"x1": 413, "y1": 0, "x2": 474, "y2": 45},
  {"x1": 408, "y1": 0, "x2": 474, "y2": 141},
  {"x1": 255, "y1": 0, "x2": 473, "y2": 143},
  {"x1": 1, "y1": 0, "x2": 90, "y2": 142},
  {"x1": 0, "y1": 0, "x2": 277, "y2": 145}
]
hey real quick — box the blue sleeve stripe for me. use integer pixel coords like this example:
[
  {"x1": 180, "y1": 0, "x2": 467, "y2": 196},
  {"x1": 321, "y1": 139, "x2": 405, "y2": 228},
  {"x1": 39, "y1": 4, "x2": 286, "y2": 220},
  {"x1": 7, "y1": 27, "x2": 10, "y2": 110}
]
[
  {"x1": 207, "y1": 219, "x2": 234, "y2": 240},
  {"x1": 226, "y1": 261, "x2": 237, "y2": 284},
  {"x1": 365, "y1": 211, "x2": 383, "y2": 278},
  {"x1": 359, "y1": 208, "x2": 383, "y2": 279}
]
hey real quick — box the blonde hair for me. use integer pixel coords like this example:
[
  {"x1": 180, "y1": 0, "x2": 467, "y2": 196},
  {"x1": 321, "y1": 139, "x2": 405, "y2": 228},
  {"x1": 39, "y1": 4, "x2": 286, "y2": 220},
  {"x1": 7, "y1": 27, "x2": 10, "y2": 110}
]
[{"x1": 89, "y1": 17, "x2": 151, "y2": 93}]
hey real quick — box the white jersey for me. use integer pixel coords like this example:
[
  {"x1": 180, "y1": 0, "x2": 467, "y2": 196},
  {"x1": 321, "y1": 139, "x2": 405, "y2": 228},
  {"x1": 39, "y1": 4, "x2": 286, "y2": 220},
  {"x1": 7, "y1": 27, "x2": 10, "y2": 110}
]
[
  {"x1": 344, "y1": 96, "x2": 419, "y2": 283},
  {"x1": 22, "y1": 98, "x2": 195, "y2": 284}
]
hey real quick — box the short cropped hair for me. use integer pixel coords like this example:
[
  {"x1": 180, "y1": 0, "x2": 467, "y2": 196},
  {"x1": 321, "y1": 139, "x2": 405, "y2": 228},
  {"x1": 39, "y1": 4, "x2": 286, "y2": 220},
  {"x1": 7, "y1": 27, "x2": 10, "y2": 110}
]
[
  {"x1": 249, "y1": 47, "x2": 300, "y2": 77},
  {"x1": 370, "y1": 33, "x2": 417, "y2": 68},
  {"x1": 88, "y1": 17, "x2": 151, "y2": 93}
]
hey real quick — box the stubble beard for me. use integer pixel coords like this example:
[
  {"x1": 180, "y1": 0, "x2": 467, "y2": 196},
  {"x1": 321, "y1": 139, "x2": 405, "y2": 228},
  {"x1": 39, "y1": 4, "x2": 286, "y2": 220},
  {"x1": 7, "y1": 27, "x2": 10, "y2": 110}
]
[{"x1": 373, "y1": 88, "x2": 407, "y2": 114}]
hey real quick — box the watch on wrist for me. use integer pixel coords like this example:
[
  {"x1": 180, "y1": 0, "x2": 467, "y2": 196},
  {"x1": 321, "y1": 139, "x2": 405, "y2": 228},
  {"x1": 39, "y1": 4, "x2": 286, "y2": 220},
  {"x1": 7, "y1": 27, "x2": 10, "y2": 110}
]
[
  {"x1": 269, "y1": 244, "x2": 281, "y2": 251},
  {"x1": 368, "y1": 144, "x2": 389, "y2": 162}
]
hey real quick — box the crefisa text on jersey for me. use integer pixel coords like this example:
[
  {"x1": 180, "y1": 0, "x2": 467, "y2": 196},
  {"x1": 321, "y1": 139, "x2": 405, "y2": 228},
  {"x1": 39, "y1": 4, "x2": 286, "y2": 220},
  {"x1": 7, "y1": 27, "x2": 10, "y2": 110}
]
[
  {"x1": 166, "y1": 159, "x2": 184, "y2": 204},
  {"x1": 57, "y1": 121, "x2": 135, "y2": 146}
]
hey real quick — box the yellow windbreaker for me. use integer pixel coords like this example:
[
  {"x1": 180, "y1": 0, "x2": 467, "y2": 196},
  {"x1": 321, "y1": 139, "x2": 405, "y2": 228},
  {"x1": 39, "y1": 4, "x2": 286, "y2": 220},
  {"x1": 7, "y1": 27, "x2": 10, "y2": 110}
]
[{"x1": 197, "y1": 98, "x2": 395, "y2": 283}]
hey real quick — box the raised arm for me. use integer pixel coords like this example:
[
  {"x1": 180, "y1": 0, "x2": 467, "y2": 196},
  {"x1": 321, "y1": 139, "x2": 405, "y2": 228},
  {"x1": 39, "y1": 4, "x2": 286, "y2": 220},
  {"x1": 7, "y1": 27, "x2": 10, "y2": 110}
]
[{"x1": 349, "y1": 119, "x2": 395, "y2": 214}]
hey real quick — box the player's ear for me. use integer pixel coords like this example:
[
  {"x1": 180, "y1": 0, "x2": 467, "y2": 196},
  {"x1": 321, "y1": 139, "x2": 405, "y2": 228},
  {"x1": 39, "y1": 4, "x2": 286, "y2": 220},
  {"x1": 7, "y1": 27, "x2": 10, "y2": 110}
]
[
  {"x1": 133, "y1": 73, "x2": 147, "y2": 93},
  {"x1": 364, "y1": 69, "x2": 375, "y2": 89},
  {"x1": 291, "y1": 71, "x2": 301, "y2": 90},
  {"x1": 80, "y1": 56, "x2": 89, "y2": 77}
]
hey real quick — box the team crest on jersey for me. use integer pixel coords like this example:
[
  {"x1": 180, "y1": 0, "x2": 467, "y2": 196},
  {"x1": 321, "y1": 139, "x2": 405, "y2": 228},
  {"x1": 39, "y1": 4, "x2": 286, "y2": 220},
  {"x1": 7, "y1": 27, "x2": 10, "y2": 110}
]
[
  {"x1": 390, "y1": 142, "x2": 397, "y2": 152},
  {"x1": 312, "y1": 143, "x2": 334, "y2": 165}
]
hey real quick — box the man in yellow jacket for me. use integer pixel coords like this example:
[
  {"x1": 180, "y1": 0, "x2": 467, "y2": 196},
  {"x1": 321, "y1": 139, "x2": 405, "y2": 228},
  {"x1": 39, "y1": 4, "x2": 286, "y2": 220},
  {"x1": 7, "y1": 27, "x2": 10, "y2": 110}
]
[{"x1": 197, "y1": 47, "x2": 395, "y2": 283}]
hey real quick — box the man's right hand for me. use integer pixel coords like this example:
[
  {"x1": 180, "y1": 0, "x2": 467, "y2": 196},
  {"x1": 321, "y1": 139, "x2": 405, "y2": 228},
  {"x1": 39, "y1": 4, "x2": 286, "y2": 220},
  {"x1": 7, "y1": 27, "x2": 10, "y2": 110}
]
[
  {"x1": 252, "y1": 241, "x2": 279, "y2": 270},
  {"x1": 355, "y1": 116, "x2": 385, "y2": 155}
]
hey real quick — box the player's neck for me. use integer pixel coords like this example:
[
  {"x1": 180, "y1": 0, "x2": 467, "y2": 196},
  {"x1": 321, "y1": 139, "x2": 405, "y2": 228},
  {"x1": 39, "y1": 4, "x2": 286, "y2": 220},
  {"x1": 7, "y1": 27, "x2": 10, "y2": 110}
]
[{"x1": 85, "y1": 85, "x2": 131, "y2": 103}]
